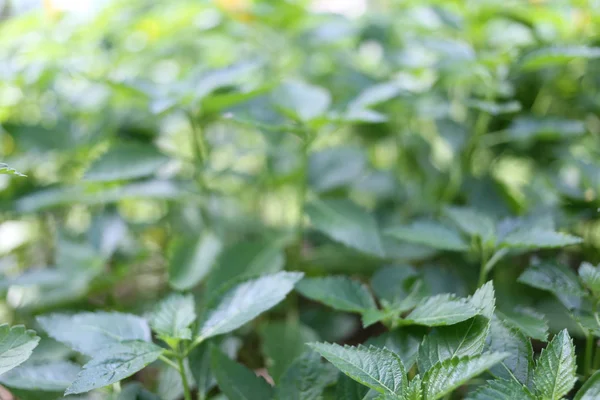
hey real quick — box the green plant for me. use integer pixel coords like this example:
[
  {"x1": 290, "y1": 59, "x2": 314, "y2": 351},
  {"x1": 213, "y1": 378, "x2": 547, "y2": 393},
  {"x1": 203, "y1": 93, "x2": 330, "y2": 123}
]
[{"x1": 0, "y1": 0, "x2": 600, "y2": 398}]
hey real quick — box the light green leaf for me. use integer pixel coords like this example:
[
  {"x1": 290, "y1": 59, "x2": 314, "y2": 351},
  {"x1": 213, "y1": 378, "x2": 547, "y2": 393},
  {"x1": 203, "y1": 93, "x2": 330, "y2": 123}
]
[
  {"x1": 274, "y1": 80, "x2": 331, "y2": 122},
  {"x1": 150, "y1": 293, "x2": 196, "y2": 341},
  {"x1": 518, "y1": 262, "x2": 585, "y2": 309},
  {"x1": 444, "y1": 207, "x2": 495, "y2": 244},
  {"x1": 306, "y1": 199, "x2": 385, "y2": 257},
  {"x1": 296, "y1": 276, "x2": 377, "y2": 314},
  {"x1": 465, "y1": 379, "x2": 535, "y2": 400},
  {"x1": 37, "y1": 312, "x2": 151, "y2": 356},
  {"x1": 0, "y1": 163, "x2": 26, "y2": 177},
  {"x1": 501, "y1": 229, "x2": 582, "y2": 249},
  {"x1": 308, "y1": 147, "x2": 367, "y2": 193},
  {"x1": 418, "y1": 316, "x2": 490, "y2": 374},
  {"x1": 386, "y1": 221, "x2": 468, "y2": 252},
  {"x1": 348, "y1": 81, "x2": 403, "y2": 110},
  {"x1": 0, "y1": 361, "x2": 79, "y2": 391},
  {"x1": 468, "y1": 282, "x2": 496, "y2": 319},
  {"x1": 486, "y1": 316, "x2": 533, "y2": 386},
  {"x1": 168, "y1": 231, "x2": 223, "y2": 291},
  {"x1": 533, "y1": 330, "x2": 577, "y2": 400},
  {"x1": 199, "y1": 272, "x2": 303, "y2": 340},
  {"x1": 206, "y1": 238, "x2": 287, "y2": 294},
  {"x1": 498, "y1": 308, "x2": 549, "y2": 342},
  {"x1": 84, "y1": 142, "x2": 170, "y2": 182},
  {"x1": 309, "y1": 343, "x2": 407, "y2": 396},
  {"x1": 275, "y1": 350, "x2": 338, "y2": 400},
  {"x1": 521, "y1": 46, "x2": 600, "y2": 70},
  {"x1": 335, "y1": 373, "x2": 369, "y2": 400},
  {"x1": 400, "y1": 294, "x2": 479, "y2": 327},
  {"x1": 422, "y1": 353, "x2": 507, "y2": 400},
  {"x1": 0, "y1": 324, "x2": 39, "y2": 376},
  {"x1": 403, "y1": 376, "x2": 423, "y2": 400},
  {"x1": 504, "y1": 117, "x2": 586, "y2": 142},
  {"x1": 66, "y1": 340, "x2": 164, "y2": 395},
  {"x1": 260, "y1": 320, "x2": 320, "y2": 383},
  {"x1": 467, "y1": 100, "x2": 521, "y2": 116},
  {"x1": 579, "y1": 262, "x2": 600, "y2": 299},
  {"x1": 211, "y1": 346, "x2": 274, "y2": 400},
  {"x1": 575, "y1": 370, "x2": 600, "y2": 400}
]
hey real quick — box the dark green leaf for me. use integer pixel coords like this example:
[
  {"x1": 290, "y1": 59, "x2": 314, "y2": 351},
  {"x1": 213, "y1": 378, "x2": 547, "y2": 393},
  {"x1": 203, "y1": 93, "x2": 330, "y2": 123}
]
[
  {"x1": 168, "y1": 232, "x2": 223, "y2": 291},
  {"x1": 275, "y1": 350, "x2": 337, "y2": 400},
  {"x1": 296, "y1": 276, "x2": 377, "y2": 314},
  {"x1": 386, "y1": 221, "x2": 468, "y2": 252}
]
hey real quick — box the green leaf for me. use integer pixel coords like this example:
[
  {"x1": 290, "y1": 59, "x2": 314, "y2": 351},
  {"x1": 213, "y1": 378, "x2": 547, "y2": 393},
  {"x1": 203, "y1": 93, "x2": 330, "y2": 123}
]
[
  {"x1": 422, "y1": 353, "x2": 507, "y2": 400},
  {"x1": 403, "y1": 376, "x2": 423, "y2": 400},
  {"x1": 309, "y1": 343, "x2": 407, "y2": 396},
  {"x1": 260, "y1": 320, "x2": 320, "y2": 383},
  {"x1": 468, "y1": 282, "x2": 496, "y2": 319},
  {"x1": 306, "y1": 199, "x2": 385, "y2": 257},
  {"x1": 308, "y1": 147, "x2": 367, "y2": 193},
  {"x1": 206, "y1": 238, "x2": 287, "y2": 294},
  {"x1": 366, "y1": 330, "x2": 422, "y2": 371},
  {"x1": 65, "y1": 340, "x2": 163, "y2": 395},
  {"x1": 501, "y1": 229, "x2": 582, "y2": 249},
  {"x1": 0, "y1": 361, "x2": 79, "y2": 391},
  {"x1": 36, "y1": 312, "x2": 151, "y2": 356},
  {"x1": 296, "y1": 276, "x2": 377, "y2": 314},
  {"x1": 275, "y1": 350, "x2": 337, "y2": 400},
  {"x1": 518, "y1": 262, "x2": 585, "y2": 309},
  {"x1": 498, "y1": 308, "x2": 549, "y2": 342},
  {"x1": 444, "y1": 207, "x2": 495, "y2": 244},
  {"x1": 466, "y1": 100, "x2": 521, "y2": 116},
  {"x1": 579, "y1": 262, "x2": 600, "y2": 298},
  {"x1": 466, "y1": 379, "x2": 535, "y2": 400},
  {"x1": 417, "y1": 316, "x2": 490, "y2": 374},
  {"x1": 335, "y1": 373, "x2": 369, "y2": 400},
  {"x1": 504, "y1": 117, "x2": 586, "y2": 142},
  {"x1": 0, "y1": 163, "x2": 26, "y2": 177},
  {"x1": 118, "y1": 382, "x2": 161, "y2": 400},
  {"x1": 273, "y1": 80, "x2": 331, "y2": 122},
  {"x1": 199, "y1": 272, "x2": 303, "y2": 340},
  {"x1": 575, "y1": 370, "x2": 600, "y2": 400},
  {"x1": 533, "y1": 329, "x2": 577, "y2": 400},
  {"x1": 84, "y1": 142, "x2": 170, "y2": 182},
  {"x1": 150, "y1": 293, "x2": 196, "y2": 341},
  {"x1": 400, "y1": 294, "x2": 479, "y2": 327},
  {"x1": 348, "y1": 81, "x2": 403, "y2": 111},
  {"x1": 521, "y1": 46, "x2": 600, "y2": 70},
  {"x1": 386, "y1": 221, "x2": 468, "y2": 252},
  {"x1": 370, "y1": 265, "x2": 424, "y2": 308},
  {"x1": 210, "y1": 346, "x2": 274, "y2": 400},
  {"x1": 486, "y1": 316, "x2": 533, "y2": 386},
  {"x1": 0, "y1": 324, "x2": 39, "y2": 375},
  {"x1": 168, "y1": 231, "x2": 223, "y2": 291}
]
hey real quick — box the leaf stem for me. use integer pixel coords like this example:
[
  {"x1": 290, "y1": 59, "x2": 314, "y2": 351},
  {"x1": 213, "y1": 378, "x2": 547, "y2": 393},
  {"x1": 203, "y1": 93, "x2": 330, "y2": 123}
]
[
  {"x1": 478, "y1": 247, "x2": 508, "y2": 288},
  {"x1": 177, "y1": 354, "x2": 192, "y2": 400},
  {"x1": 585, "y1": 333, "x2": 594, "y2": 378},
  {"x1": 477, "y1": 244, "x2": 489, "y2": 288},
  {"x1": 159, "y1": 354, "x2": 180, "y2": 371}
]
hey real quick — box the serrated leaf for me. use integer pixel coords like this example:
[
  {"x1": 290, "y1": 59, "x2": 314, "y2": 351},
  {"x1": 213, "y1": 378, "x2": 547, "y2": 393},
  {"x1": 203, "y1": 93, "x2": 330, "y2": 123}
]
[
  {"x1": 84, "y1": 142, "x2": 170, "y2": 182},
  {"x1": 521, "y1": 46, "x2": 600, "y2": 70},
  {"x1": 335, "y1": 373, "x2": 369, "y2": 400},
  {"x1": 199, "y1": 272, "x2": 303, "y2": 340},
  {"x1": 36, "y1": 312, "x2": 151, "y2": 356},
  {"x1": 0, "y1": 163, "x2": 26, "y2": 177},
  {"x1": 366, "y1": 331, "x2": 421, "y2": 371},
  {"x1": 486, "y1": 316, "x2": 533, "y2": 386},
  {"x1": 66, "y1": 340, "x2": 164, "y2": 395},
  {"x1": 0, "y1": 361, "x2": 79, "y2": 391},
  {"x1": 370, "y1": 265, "x2": 424, "y2": 308},
  {"x1": 418, "y1": 316, "x2": 490, "y2": 374},
  {"x1": 275, "y1": 350, "x2": 337, "y2": 400},
  {"x1": 518, "y1": 262, "x2": 585, "y2": 309},
  {"x1": 260, "y1": 320, "x2": 320, "y2": 383},
  {"x1": 211, "y1": 346, "x2": 274, "y2": 400},
  {"x1": 579, "y1": 262, "x2": 600, "y2": 298},
  {"x1": 444, "y1": 207, "x2": 496, "y2": 244},
  {"x1": 386, "y1": 221, "x2": 468, "y2": 252},
  {"x1": 501, "y1": 228, "x2": 582, "y2": 249},
  {"x1": 274, "y1": 80, "x2": 331, "y2": 122},
  {"x1": 533, "y1": 330, "x2": 577, "y2": 400},
  {"x1": 206, "y1": 238, "x2": 287, "y2": 294},
  {"x1": 465, "y1": 379, "x2": 535, "y2": 400},
  {"x1": 0, "y1": 324, "x2": 39, "y2": 376},
  {"x1": 498, "y1": 308, "x2": 549, "y2": 342},
  {"x1": 296, "y1": 276, "x2": 377, "y2": 314},
  {"x1": 169, "y1": 231, "x2": 223, "y2": 291},
  {"x1": 468, "y1": 282, "x2": 496, "y2": 319},
  {"x1": 403, "y1": 376, "x2": 423, "y2": 400},
  {"x1": 400, "y1": 294, "x2": 479, "y2": 327},
  {"x1": 306, "y1": 199, "x2": 385, "y2": 257},
  {"x1": 575, "y1": 370, "x2": 600, "y2": 400},
  {"x1": 310, "y1": 343, "x2": 407, "y2": 395},
  {"x1": 150, "y1": 293, "x2": 196, "y2": 341},
  {"x1": 422, "y1": 353, "x2": 507, "y2": 400}
]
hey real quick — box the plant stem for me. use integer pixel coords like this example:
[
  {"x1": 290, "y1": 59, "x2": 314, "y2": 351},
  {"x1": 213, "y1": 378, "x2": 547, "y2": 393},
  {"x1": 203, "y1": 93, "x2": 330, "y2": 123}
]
[
  {"x1": 188, "y1": 111, "x2": 208, "y2": 164},
  {"x1": 159, "y1": 354, "x2": 179, "y2": 371},
  {"x1": 585, "y1": 333, "x2": 594, "y2": 378},
  {"x1": 297, "y1": 129, "x2": 311, "y2": 243},
  {"x1": 477, "y1": 244, "x2": 489, "y2": 288},
  {"x1": 478, "y1": 247, "x2": 509, "y2": 288},
  {"x1": 177, "y1": 354, "x2": 192, "y2": 400}
]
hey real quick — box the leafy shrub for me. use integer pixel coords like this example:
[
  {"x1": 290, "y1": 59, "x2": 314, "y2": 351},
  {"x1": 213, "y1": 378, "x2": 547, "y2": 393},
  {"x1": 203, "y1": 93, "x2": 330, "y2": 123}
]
[{"x1": 0, "y1": 0, "x2": 600, "y2": 399}]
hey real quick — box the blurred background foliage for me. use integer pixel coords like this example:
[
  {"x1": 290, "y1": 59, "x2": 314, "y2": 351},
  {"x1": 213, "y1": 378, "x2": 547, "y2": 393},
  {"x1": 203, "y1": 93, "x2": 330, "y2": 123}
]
[{"x1": 0, "y1": 0, "x2": 600, "y2": 397}]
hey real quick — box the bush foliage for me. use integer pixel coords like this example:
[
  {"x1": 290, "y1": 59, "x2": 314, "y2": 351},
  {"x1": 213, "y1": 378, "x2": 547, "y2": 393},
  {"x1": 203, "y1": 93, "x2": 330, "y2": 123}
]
[{"x1": 1, "y1": 0, "x2": 600, "y2": 399}]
